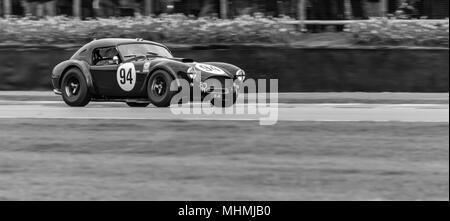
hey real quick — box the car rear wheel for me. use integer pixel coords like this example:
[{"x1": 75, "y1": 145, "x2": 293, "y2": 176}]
[
  {"x1": 147, "y1": 70, "x2": 176, "y2": 107},
  {"x1": 126, "y1": 102, "x2": 150, "y2": 107},
  {"x1": 61, "y1": 68, "x2": 91, "y2": 107}
]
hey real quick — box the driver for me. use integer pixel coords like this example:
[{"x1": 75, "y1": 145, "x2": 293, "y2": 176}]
[{"x1": 96, "y1": 47, "x2": 119, "y2": 65}]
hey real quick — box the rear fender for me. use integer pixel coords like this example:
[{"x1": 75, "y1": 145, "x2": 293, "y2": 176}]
[{"x1": 53, "y1": 60, "x2": 96, "y2": 94}]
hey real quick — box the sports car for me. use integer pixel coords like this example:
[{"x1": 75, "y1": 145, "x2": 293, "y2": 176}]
[{"x1": 51, "y1": 38, "x2": 246, "y2": 107}]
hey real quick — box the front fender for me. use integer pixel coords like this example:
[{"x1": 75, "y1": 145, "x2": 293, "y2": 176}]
[
  {"x1": 147, "y1": 60, "x2": 190, "y2": 87},
  {"x1": 203, "y1": 62, "x2": 242, "y2": 78},
  {"x1": 52, "y1": 60, "x2": 95, "y2": 93}
]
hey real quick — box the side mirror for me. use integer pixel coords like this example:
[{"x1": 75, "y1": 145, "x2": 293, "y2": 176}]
[{"x1": 113, "y1": 56, "x2": 120, "y2": 65}]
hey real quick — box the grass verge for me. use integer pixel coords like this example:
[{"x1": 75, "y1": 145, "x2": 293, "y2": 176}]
[{"x1": 0, "y1": 119, "x2": 448, "y2": 200}]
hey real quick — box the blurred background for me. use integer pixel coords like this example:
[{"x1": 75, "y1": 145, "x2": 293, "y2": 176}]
[
  {"x1": 0, "y1": 0, "x2": 448, "y2": 91},
  {"x1": 0, "y1": 0, "x2": 449, "y2": 19}
]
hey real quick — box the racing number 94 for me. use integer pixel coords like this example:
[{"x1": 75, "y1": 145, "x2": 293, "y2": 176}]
[{"x1": 119, "y1": 68, "x2": 133, "y2": 84}]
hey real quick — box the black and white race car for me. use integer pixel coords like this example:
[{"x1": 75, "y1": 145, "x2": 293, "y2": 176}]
[{"x1": 51, "y1": 38, "x2": 246, "y2": 107}]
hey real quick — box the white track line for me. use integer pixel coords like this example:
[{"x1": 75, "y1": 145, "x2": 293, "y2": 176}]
[{"x1": 0, "y1": 102, "x2": 448, "y2": 123}]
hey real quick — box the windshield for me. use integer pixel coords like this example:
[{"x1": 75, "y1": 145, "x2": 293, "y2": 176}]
[{"x1": 118, "y1": 43, "x2": 173, "y2": 58}]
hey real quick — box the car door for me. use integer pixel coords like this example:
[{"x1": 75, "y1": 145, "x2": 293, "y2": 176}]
[{"x1": 90, "y1": 47, "x2": 134, "y2": 97}]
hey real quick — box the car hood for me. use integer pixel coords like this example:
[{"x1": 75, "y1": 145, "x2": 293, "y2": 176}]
[{"x1": 144, "y1": 57, "x2": 235, "y2": 79}]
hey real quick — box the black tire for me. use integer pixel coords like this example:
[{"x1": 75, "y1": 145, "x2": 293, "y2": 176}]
[
  {"x1": 126, "y1": 102, "x2": 150, "y2": 107},
  {"x1": 147, "y1": 70, "x2": 176, "y2": 107},
  {"x1": 61, "y1": 68, "x2": 91, "y2": 107},
  {"x1": 211, "y1": 92, "x2": 238, "y2": 108}
]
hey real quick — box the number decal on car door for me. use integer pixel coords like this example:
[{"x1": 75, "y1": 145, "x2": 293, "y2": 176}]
[{"x1": 117, "y1": 63, "x2": 136, "y2": 92}]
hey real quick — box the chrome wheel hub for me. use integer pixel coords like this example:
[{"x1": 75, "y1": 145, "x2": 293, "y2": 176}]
[
  {"x1": 65, "y1": 78, "x2": 80, "y2": 97},
  {"x1": 152, "y1": 76, "x2": 166, "y2": 97}
]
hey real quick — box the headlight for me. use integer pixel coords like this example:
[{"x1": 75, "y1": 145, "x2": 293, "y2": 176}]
[
  {"x1": 236, "y1": 69, "x2": 246, "y2": 81},
  {"x1": 187, "y1": 67, "x2": 200, "y2": 79}
]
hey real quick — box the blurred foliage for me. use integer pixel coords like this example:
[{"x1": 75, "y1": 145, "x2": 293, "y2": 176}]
[
  {"x1": 0, "y1": 14, "x2": 301, "y2": 45},
  {"x1": 350, "y1": 19, "x2": 449, "y2": 47},
  {"x1": 0, "y1": 15, "x2": 448, "y2": 47}
]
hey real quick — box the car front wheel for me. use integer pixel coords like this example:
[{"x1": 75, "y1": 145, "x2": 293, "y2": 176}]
[
  {"x1": 147, "y1": 70, "x2": 176, "y2": 107},
  {"x1": 61, "y1": 68, "x2": 91, "y2": 107}
]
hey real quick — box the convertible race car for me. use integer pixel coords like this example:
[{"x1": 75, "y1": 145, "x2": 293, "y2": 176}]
[{"x1": 51, "y1": 38, "x2": 246, "y2": 107}]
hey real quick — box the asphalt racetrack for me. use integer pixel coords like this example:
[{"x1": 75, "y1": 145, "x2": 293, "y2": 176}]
[
  {"x1": 0, "y1": 92, "x2": 448, "y2": 123},
  {"x1": 0, "y1": 92, "x2": 448, "y2": 200}
]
